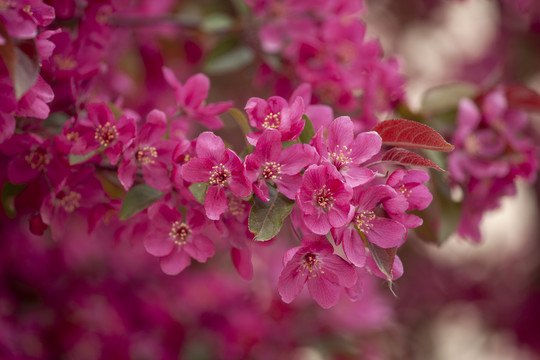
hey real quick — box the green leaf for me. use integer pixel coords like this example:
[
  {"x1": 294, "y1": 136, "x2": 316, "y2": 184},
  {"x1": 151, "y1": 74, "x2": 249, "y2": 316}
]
[
  {"x1": 120, "y1": 184, "x2": 163, "y2": 220},
  {"x1": 189, "y1": 182, "x2": 208, "y2": 205},
  {"x1": 1, "y1": 182, "x2": 27, "y2": 218},
  {"x1": 69, "y1": 151, "x2": 97, "y2": 165},
  {"x1": 299, "y1": 114, "x2": 314, "y2": 144},
  {"x1": 204, "y1": 45, "x2": 254, "y2": 75},
  {"x1": 367, "y1": 241, "x2": 397, "y2": 281},
  {"x1": 0, "y1": 24, "x2": 40, "y2": 100},
  {"x1": 227, "y1": 108, "x2": 253, "y2": 153},
  {"x1": 248, "y1": 186, "x2": 295, "y2": 241},
  {"x1": 421, "y1": 82, "x2": 477, "y2": 116},
  {"x1": 202, "y1": 13, "x2": 234, "y2": 33}
]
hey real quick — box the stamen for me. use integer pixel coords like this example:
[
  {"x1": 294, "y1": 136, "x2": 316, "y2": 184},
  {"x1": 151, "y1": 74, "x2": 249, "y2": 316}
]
[
  {"x1": 329, "y1": 144, "x2": 353, "y2": 170},
  {"x1": 25, "y1": 148, "x2": 51, "y2": 172},
  {"x1": 169, "y1": 221, "x2": 191, "y2": 246},
  {"x1": 262, "y1": 161, "x2": 282, "y2": 180},
  {"x1": 94, "y1": 123, "x2": 119, "y2": 147},
  {"x1": 354, "y1": 210, "x2": 376, "y2": 234},
  {"x1": 262, "y1": 112, "x2": 280, "y2": 129},
  {"x1": 208, "y1": 163, "x2": 231, "y2": 187},
  {"x1": 136, "y1": 146, "x2": 158, "y2": 165},
  {"x1": 298, "y1": 253, "x2": 324, "y2": 278},
  {"x1": 58, "y1": 190, "x2": 82, "y2": 213},
  {"x1": 314, "y1": 185, "x2": 335, "y2": 210}
]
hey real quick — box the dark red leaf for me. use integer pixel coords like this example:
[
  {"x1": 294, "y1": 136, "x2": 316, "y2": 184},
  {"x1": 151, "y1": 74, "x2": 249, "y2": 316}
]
[
  {"x1": 505, "y1": 83, "x2": 540, "y2": 112},
  {"x1": 372, "y1": 119, "x2": 454, "y2": 152},
  {"x1": 381, "y1": 147, "x2": 444, "y2": 172}
]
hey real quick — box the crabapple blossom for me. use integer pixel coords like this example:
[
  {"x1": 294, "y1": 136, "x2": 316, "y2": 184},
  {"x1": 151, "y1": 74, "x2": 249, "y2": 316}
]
[{"x1": 278, "y1": 234, "x2": 357, "y2": 308}]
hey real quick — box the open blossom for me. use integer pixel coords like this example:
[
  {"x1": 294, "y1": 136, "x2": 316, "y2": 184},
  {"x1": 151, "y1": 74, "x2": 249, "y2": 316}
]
[
  {"x1": 0, "y1": 0, "x2": 55, "y2": 40},
  {"x1": 245, "y1": 95, "x2": 305, "y2": 145},
  {"x1": 385, "y1": 169, "x2": 432, "y2": 229},
  {"x1": 314, "y1": 116, "x2": 381, "y2": 187},
  {"x1": 71, "y1": 102, "x2": 136, "y2": 165},
  {"x1": 40, "y1": 167, "x2": 102, "y2": 240},
  {"x1": 278, "y1": 235, "x2": 357, "y2": 309},
  {"x1": 448, "y1": 88, "x2": 538, "y2": 242},
  {"x1": 163, "y1": 67, "x2": 232, "y2": 129},
  {"x1": 181, "y1": 132, "x2": 251, "y2": 220},
  {"x1": 332, "y1": 185, "x2": 407, "y2": 268},
  {"x1": 296, "y1": 163, "x2": 354, "y2": 235},
  {"x1": 117, "y1": 109, "x2": 172, "y2": 192},
  {"x1": 245, "y1": 128, "x2": 318, "y2": 201},
  {"x1": 144, "y1": 203, "x2": 214, "y2": 275}
]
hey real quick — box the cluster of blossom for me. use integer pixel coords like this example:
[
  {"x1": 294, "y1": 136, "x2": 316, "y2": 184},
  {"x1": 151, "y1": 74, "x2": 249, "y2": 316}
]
[
  {"x1": 0, "y1": 207, "x2": 398, "y2": 359},
  {"x1": 246, "y1": 0, "x2": 405, "y2": 130},
  {"x1": 447, "y1": 87, "x2": 538, "y2": 242}
]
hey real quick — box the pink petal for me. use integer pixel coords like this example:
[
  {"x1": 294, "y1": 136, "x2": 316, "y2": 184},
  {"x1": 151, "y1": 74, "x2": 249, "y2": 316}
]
[
  {"x1": 204, "y1": 185, "x2": 228, "y2": 220},
  {"x1": 328, "y1": 203, "x2": 354, "y2": 228},
  {"x1": 231, "y1": 247, "x2": 253, "y2": 281},
  {"x1": 328, "y1": 116, "x2": 353, "y2": 151},
  {"x1": 304, "y1": 211, "x2": 331, "y2": 235},
  {"x1": 280, "y1": 144, "x2": 318, "y2": 174},
  {"x1": 160, "y1": 250, "x2": 191, "y2": 275},
  {"x1": 342, "y1": 229, "x2": 367, "y2": 267},
  {"x1": 255, "y1": 129, "x2": 282, "y2": 162},
  {"x1": 118, "y1": 158, "x2": 137, "y2": 190},
  {"x1": 181, "y1": 158, "x2": 213, "y2": 183},
  {"x1": 307, "y1": 276, "x2": 341, "y2": 309},
  {"x1": 350, "y1": 131, "x2": 382, "y2": 164},
  {"x1": 195, "y1": 132, "x2": 225, "y2": 162},
  {"x1": 144, "y1": 231, "x2": 174, "y2": 257},
  {"x1": 366, "y1": 217, "x2": 406, "y2": 248},
  {"x1": 343, "y1": 167, "x2": 375, "y2": 187},
  {"x1": 185, "y1": 234, "x2": 214, "y2": 263},
  {"x1": 183, "y1": 73, "x2": 210, "y2": 109}
]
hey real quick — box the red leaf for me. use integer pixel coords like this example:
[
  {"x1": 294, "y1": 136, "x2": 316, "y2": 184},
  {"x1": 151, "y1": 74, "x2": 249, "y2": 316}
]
[
  {"x1": 381, "y1": 147, "x2": 444, "y2": 172},
  {"x1": 372, "y1": 119, "x2": 454, "y2": 152},
  {"x1": 505, "y1": 83, "x2": 540, "y2": 112}
]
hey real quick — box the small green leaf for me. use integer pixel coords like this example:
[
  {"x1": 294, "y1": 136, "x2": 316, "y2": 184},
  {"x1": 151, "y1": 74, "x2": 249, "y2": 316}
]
[
  {"x1": 421, "y1": 82, "x2": 477, "y2": 116},
  {"x1": 202, "y1": 13, "x2": 234, "y2": 33},
  {"x1": 69, "y1": 152, "x2": 97, "y2": 165},
  {"x1": 248, "y1": 186, "x2": 295, "y2": 241},
  {"x1": 299, "y1": 114, "x2": 314, "y2": 144},
  {"x1": 120, "y1": 184, "x2": 163, "y2": 220},
  {"x1": 228, "y1": 108, "x2": 253, "y2": 153},
  {"x1": 366, "y1": 241, "x2": 397, "y2": 281},
  {"x1": 204, "y1": 45, "x2": 254, "y2": 75},
  {"x1": 1, "y1": 182, "x2": 27, "y2": 218},
  {"x1": 189, "y1": 182, "x2": 208, "y2": 205}
]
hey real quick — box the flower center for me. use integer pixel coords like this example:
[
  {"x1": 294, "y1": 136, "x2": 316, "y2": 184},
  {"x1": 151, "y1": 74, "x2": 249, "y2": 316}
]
[
  {"x1": 299, "y1": 252, "x2": 323, "y2": 278},
  {"x1": 464, "y1": 134, "x2": 480, "y2": 156},
  {"x1": 53, "y1": 54, "x2": 77, "y2": 71},
  {"x1": 228, "y1": 196, "x2": 247, "y2": 218},
  {"x1": 169, "y1": 221, "x2": 191, "y2": 246},
  {"x1": 398, "y1": 184, "x2": 412, "y2": 198},
  {"x1": 314, "y1": 185, "x2": 334, "y2": 210},
  {"x1": 94, "y1": 123, "x2": 118, "y2": 147},
  {"x1": 136, "y1": 146, "x2": 158, "y2": 165},
  {"x1": 262, "y1": 112, "x2": 280, "y2": 129},
  {"x1": 329, "y1": 145, "x2": 353, "y2": 170},
  {"x1": 262, "y1": 161, "x2": 282, "y2": 180},
  {"x1": 208, "y1": 163, "x2": 231, "y2": 187},
  {"x1": 57, "y1": 190, "x2": 82, "y2": 213},
  {"x1": 354, "y1": 210, "x2": 376, "y2": 234},
  {"x1": 25, "y1": 148, "x2": 51, "y2": 171},
  {"x1": 66, "y1": 131, "x2": 79, "y2": 143}
]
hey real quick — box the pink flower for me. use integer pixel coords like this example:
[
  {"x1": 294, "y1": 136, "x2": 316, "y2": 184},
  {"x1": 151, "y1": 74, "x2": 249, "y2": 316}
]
[
  {"x1": 296, "y1": 163, "x2": 354, "y2": 235},
  {"x1": 245, "y1": 95, "x2": 305, "y2": 144},
  {"x1": 71, "y1": 103, "x2": 136, "y2": 165},
  {"x1": 245, "y1": 129, "x2": 318, "y2": 201},
  {"x1": 385, "y1": 169, "x2": 432, "y2": 229},
  {"x1": 332, "y1": 185, "x2": 407, "y2": 267},
  {"x1": 117, "y1": 109, "x2": 172, "y2": 192},
  {"x1": 163, "y1": 67, "x2": 232, "y2": 129},
  {"x1": 181, "y1": 132, "x2": 252, "y2": 220},
  {"x1": 40, "y1": 167, "x2": 103, "y2": 240},
  {"x1": 0, "y1": 0, "x2": 55, "y2": 40},
  {"x1": 278, "y1": 234, "x2": 357, "y2": 308},
  {"x1": 144, "y1": 203, "x2": 214, "y2": 275},
  {"x1": 314, "y1": 116, "x2": 381, "y2": 187}
]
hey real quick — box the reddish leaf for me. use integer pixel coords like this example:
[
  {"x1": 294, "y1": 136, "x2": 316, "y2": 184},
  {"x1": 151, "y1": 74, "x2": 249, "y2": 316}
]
[
  {"x1": 367, "y1": 241, "x2": 397, "y2": 280},
  {"x1": 505, "y1": 83, "x2": 540, "y2": 112},
  {"x1": 381, "y1": 147, "x2": 444, "y2": 172},
  {"x1": 372, "y1": 119, "x2": 454, "y2": 152}
]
